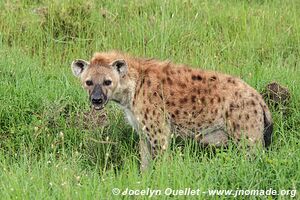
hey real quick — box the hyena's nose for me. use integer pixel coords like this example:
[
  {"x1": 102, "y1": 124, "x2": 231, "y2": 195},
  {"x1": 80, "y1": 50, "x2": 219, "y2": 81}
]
[{"x1": 92, "y1": 97, "x2": 103, "y2": 105}]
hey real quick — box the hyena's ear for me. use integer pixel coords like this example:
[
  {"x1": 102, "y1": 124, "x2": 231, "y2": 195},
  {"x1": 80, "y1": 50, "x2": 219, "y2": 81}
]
[
  {"x1": 111, "y1": 59, "x2": 128, "y2": 77},
  {"x1": 71, "y1": 59, "x2": 90, "y2": 77}
]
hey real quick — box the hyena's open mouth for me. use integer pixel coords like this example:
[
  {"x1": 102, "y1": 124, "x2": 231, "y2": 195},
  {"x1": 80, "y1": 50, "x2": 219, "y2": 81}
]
[
  {"x1": 92, "y1": 101, "x2": 108, "y2": 110},
  {"x1": 93, "y1": 104, "x2": 104, "y2": 110}
]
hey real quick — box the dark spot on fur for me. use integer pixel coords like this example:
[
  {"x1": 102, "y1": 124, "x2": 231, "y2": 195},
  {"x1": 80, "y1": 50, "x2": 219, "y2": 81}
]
[
  {"x1": 232, "y1": 122, "x2": 236, "y2": 131},
  {"x1": 192, "y1": 106, "x2": 196, "y2": 110},
  {"x1": 180, "y1": 97, "x2": 188, "y2": 104},
  {"x1": 162, "y1": 79, "x2": 165, "y2": 84},
  {"x1": 229, "y1": 103, "x2": 235, "y2": 112},
  {"x1": 154, "y1": 139, "x2": 158, "y2": 144},
  {"x1": 209, "y1": 76, "x2": 217, "y2": 81},
  {"x1": 175, "y1": 110, "x2": 180, "y2": 115},
  {"x1": 158, "y1": 92, "x2": 163, "y2": 99},
  {"x1": 178, "y1": 82, "x2": 187, "y2": 88},
  {"x1": 245, "y1": 114, "x2": 250, "y2": 120},
  {"x1": 170, "y1": 91, "x2": 174, "y2": 96},
  {"x1": 153, "y1": 110, "x2": 156, "y2": 115},
  {"x1": 238, "y1": 114, "x2": 241, "y2": 119},
  {"x1": 167, "y1": 77, "x2": 173, "y2": 85},
  {"x1": 191, "y1": 95, "x2": 197, "y2": 103},
  {"x1": 147, "y1": 80, "x2": 151, "y2": 87},
  {"x1": 158, "y1": 129, "x2": 162, "y2": 133},
  {"x1": 201, "y1": 97, "x2": 206, "y2": 105},
  {"x1": 140, "y1": 77, "x2": 145, "y2": 88},
  {"x1": 184, "y1": 111, "x2": 188, "y2": 115},
  {"x1": 210, "y1": 98, "x2": 214, "y2": 104},
  {"x1": 254, "y1": 109, "x2": 258, "y2": 114},
  {"x1": 251, "y1": 100, "x2": 256, "y2": 106},
  {"x1": 192, "y1": 74, "x2": 203, "y2": 81},
  {"x1": 171, "y1": 114, "x2": 175, "y2": 118},
  {"x1": 144, "y1": 113, "x2": 148, "y2": 120},
  {"x1": 225, "y1": 111, "x2": 229, "y2": 118},
  {"x1": 217, "y1": 96, "x2": 221, "y2": 103},
  {"x1": 233, "y1": 124, "x2": 240, "y2": 132},
  {"x1": 146, "y1": 127, "x2": 149, "y2": 132}
]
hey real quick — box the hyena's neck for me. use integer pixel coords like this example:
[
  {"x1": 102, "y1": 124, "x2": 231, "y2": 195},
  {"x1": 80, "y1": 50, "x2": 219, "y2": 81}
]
[{"x1": 111, "y1": 79, "x2": 136, "y2": 110}]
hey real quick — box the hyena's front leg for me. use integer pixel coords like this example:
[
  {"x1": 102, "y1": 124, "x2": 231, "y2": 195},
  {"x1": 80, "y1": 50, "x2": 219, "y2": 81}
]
[
  {"x1": 139, "y1": 135, "x2": 152, "y2": 173},
  {"x1": 138, "y1": 118, "x2": 171, "y2": 172}
]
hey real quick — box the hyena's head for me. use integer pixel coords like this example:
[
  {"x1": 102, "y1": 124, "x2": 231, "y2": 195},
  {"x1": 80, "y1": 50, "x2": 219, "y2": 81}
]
[{"x1": 71, "y1": 58, "x2": 127, "y2": 110}]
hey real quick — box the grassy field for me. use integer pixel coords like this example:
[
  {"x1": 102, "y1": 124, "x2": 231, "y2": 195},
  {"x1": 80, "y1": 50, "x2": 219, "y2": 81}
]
[{"x1": 0, "y1": 0, "x2": 299, "y2": 199}]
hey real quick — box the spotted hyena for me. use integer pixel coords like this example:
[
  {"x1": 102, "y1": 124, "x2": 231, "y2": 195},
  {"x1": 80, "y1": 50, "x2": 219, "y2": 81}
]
[{"x1": 71, "y1": 51, "x2": 273, "y2": 171}]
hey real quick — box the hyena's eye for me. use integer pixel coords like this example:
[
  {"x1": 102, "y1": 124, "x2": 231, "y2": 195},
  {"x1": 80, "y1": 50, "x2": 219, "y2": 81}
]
[
  {"x1": 86, "y1": 80, "x2": 93, "y2": 86},
  {"x1": 103, "y1": 80, "x2": 112, "y2": 86}
]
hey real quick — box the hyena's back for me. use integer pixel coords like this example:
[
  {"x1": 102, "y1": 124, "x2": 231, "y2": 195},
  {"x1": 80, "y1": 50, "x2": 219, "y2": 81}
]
[{"x1": 133, "y1": 61, "x2": 272, "y2": 146}]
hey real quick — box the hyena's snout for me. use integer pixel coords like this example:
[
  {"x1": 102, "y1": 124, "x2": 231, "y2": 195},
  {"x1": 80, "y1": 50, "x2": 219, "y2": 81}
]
[{"x1": 90, "y1": 84, "x2": 107, "y2": 110}]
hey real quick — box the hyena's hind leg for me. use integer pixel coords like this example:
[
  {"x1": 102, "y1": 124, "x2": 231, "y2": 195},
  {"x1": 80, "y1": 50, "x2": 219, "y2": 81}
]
[{"x1": 195, "y1": 121, "x2": 228, "y2": 147}]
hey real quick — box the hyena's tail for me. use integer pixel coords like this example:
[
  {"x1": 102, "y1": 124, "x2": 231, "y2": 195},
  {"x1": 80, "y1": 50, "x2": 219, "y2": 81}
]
[{"x1": 261, "y1": 103, "x2": 273, "y2": 148}]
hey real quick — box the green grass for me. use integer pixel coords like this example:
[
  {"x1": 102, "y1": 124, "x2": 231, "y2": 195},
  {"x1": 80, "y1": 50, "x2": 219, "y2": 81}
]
[{"x1": 0, "y1": 0, "x2": 299, "y2": 199}]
